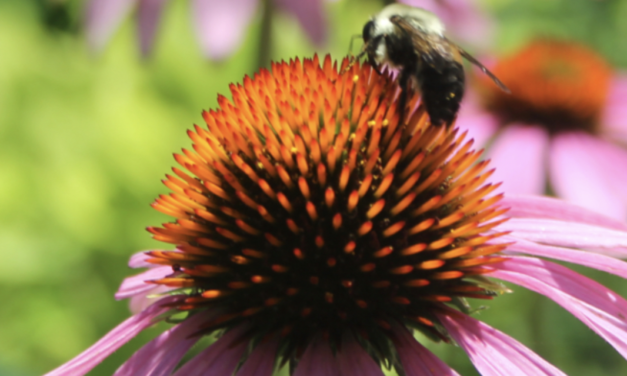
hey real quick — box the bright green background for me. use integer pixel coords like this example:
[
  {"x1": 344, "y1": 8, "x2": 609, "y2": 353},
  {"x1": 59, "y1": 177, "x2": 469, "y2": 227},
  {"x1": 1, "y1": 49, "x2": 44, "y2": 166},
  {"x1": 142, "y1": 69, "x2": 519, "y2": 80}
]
[{"x1": 1, "y1": 0, "x2": 627, "y2": 375}]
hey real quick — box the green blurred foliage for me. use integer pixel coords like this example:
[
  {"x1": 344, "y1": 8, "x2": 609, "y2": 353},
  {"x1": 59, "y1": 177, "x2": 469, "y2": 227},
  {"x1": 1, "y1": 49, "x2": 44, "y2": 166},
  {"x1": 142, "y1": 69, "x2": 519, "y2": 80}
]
[{"x1": 0, "y1": 0, "x2": 626, "y2": 375}]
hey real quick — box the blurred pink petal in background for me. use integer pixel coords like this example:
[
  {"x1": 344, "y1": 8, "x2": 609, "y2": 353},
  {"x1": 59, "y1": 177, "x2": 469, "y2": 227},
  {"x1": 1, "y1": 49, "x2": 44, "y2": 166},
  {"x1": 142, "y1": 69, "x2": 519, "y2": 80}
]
[
  {"x1": 85, "y1": 0, "x2": 137, "y2": 52},
  {"x1": 85, "y1": 0, "x2": 329, "y2": 59},
  {"x1": 398, "y1": 0, "x2": 494, "y2": 48},
  {"x1": 191, "y1": 0, "x2": 259, "y2": 59}
]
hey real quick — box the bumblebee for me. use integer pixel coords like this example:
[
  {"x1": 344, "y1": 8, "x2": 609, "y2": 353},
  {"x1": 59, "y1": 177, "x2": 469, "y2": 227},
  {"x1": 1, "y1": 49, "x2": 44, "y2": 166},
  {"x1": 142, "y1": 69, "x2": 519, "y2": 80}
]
[{"x1": 360, "y1": 4, "x2": 509, "y2": 127}]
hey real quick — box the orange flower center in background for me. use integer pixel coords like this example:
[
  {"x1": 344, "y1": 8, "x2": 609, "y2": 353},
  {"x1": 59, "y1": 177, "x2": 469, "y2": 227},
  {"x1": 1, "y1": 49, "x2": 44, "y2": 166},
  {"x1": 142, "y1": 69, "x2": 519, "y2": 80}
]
[
  {"x1": 146, "y1": 55, "x2": 508, "y2": 363},
  {"x1": 480, "y1": 41, "x2": 612, "y2": 133}
]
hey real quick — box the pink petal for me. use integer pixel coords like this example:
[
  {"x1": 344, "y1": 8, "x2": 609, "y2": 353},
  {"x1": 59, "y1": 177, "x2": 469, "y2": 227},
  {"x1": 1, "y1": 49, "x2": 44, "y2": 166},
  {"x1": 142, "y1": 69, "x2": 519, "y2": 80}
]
[
  {"x1": 392, "y1": 326, "x2": 461, "y2": 376},
  {"x1": 436, "y1": 309, "x2": 565, "y2": 376},
  {"x1": 236, "y1": 337, "x2": 279, "y2": 376},
  {"x1": 44, "y1": 296, "x2": 179, "y2": 376},
  {"x1": 602, "y1": 74, "x2": 627, "y2": 142},
  {"x1": 491, "y1": 256, "x2": 627, "y2": 359},
  {"x1": 172, "y1": 326, "x2": 249, "y2": 376},
  {"x1": 115, "y1": 266, "x2": 173, "y2": 300},
  {"x1": 137, "y1": 0, "x2": 170, "y2": 56},
  {"x1": 128, "y1": 249, "x2": 184, "y2": 268},
  {"x1": 337, "y1": 335, "x2": 384, "y2": 376},
  {"x1": 274, "y1": 0, "x2": 327, "y2": 45},
  {"x1": 294, "y1": 337, "x2": 341, "y2": 376},
  {"x1": 114, "y1": 313, "x2": 208, "y2": 376},
  {"x1": 487, "y1": 124, "x2": 549, "y2": 195},
  {"x1": 549, "y1": 132, "x2": 625, "y2": 220},
  {"x1": 496, "y1": 218, "x2": 627, "y2": 257},
  {"x1": 191, "y1": 0, "x2": 259, "y2": 60},
  {"x1": 85, "y1": 0, "x2": 137, "y2": 52},
  {"x1": 455, "y1": 92, "x2": 498, "y2": 148},
  {"x1": 128, "y1": 251, "x2": 153, "y2": 268},
  {"x1": 500, "y1": 194, "x2": 627, "y2": 231},
  {"x1": 500, "y1": 235, "x2": 627, "y2": 278},
  {"x1": 566, "y1": 133, "x2": 627, "y2": 203},
  {"x1": 128, "y1": 284, "x2": 173, "y2": 314}
]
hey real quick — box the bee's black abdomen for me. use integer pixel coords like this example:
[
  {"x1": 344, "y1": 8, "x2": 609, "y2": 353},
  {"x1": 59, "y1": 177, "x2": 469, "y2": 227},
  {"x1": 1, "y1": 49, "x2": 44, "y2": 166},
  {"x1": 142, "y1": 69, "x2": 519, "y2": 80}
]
[{"x1": 419, "y1": 61, "x2": 465, "y2": 126}]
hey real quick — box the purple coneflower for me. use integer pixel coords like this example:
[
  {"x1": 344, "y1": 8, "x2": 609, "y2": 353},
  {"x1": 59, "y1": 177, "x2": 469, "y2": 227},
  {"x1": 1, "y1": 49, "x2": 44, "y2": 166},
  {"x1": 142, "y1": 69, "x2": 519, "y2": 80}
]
[
  {"x1": 47, "y1": 56, "x2": 627, "y2": 375},
  {"x1": 85, "y1": 0, "x2": 329, "y2": 59},
  {"x1": 458, "y1": 40, "x2": 627, "y2": 219}
]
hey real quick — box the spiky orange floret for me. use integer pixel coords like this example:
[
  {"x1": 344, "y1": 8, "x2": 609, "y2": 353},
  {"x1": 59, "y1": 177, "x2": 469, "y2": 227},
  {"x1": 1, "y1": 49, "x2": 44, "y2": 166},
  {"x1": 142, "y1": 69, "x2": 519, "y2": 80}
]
[
  {"x1": 479, "y1": 40, "x2": 612, "y2": 133},
  {"x1": 149, "y1": 55, "x2": 508, "y2": 358}
]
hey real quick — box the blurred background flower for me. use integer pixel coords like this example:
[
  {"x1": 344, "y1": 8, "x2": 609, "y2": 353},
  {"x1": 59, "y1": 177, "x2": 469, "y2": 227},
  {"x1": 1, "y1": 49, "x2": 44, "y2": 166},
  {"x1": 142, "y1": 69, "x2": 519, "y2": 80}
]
[
  {"x1": 458, "y1": 40, "x2": 627, "y2": 220},
  {"x1": 4, "y1": 0, "x2": 627, "y2": 375}
]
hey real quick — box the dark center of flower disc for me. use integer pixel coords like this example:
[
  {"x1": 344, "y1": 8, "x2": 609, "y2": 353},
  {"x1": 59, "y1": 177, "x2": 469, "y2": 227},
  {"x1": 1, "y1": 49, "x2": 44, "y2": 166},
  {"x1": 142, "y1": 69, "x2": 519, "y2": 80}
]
[
  {"x1": 478, "y1": 40, "x2": 612, "y2": 134},
  {"x1": 147, "y1": 55, "x2": 508, "y2": 366}
]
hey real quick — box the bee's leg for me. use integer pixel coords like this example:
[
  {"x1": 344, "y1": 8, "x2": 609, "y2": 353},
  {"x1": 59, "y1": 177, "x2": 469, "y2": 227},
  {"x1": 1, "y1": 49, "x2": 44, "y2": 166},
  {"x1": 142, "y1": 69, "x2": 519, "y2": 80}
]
[
  {"x1": 347, "y1": 34, "x2": 363, "y2": 55},
  {"x1": 363, "y1": 35, "x2": 384, "y2": 75},
  {"x1": 337, "y1": 51, "x2": 364, "y2": 79},
  {"x1": 396, "y1": 68, "x2": 412, "y2": 126},
  {"x1": 368, "y1": 56, "x2": 382, "y2": 75}
]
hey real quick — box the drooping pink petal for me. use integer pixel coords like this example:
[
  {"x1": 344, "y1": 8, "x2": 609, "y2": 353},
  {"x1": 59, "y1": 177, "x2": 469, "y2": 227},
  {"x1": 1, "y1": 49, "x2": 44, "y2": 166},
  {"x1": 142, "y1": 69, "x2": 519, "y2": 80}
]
[
  {"x1": 85, "y1": 0, "x2": 137, "y2": 53},
  {"x1": 293, "y1": 337, "x2": 341, "y2": 376},
  {"x1": 118, "y1": 254, "x2": 176, "y2": 313},
  {"x1": 500, "y1": 194, "x2": 627, "y2": 231},
  {"x1": 437, "y1": 309, "x2": 565, "y2": 376},
  {"x1": 128, "y1": 249, "x2": 184, "y2": 268},
  {"x1": 497, "y1": 218, "x2": 627, "y2": 257},
  {"x1": 500, "y1": 236, "x2": 627, "y2": 278},
  {"x1": 236, "y1": 337, "x2": 279, "y2": 376},
  {"x1": 128, "y1": 251, "x2": 153, "y2": 268},
  {"x1": 128, "y1": 284, "x2": 173, "y2": 314},
  {"x1": 549, "y1": 132, "x2": 625, "y2": 220},
  {"x1": 44, "y1": 296, "x2": 180, "y2": 376},
  {"x1": 191, "y1": 0, "x2": 260, "y2": 60},
  {"x1": 114, "y1": 313, "x2": 208, "y2": 376},
  {"x1": 392, "y1": 326, "x2": 461, "y2": 376},
  {"x1": 487, "y1": 124, "x2": 548, "y2": 195},
  {"x1": 337, "y1": 335, "x2": 384, "y2": 376},
  {"x1": 602, "y1": 74, "x2": 627, "y2": 142},
  {"x1": 137, "y1": 0, "x2": 171, "y2": 56},
  {"x1": 491, "y1": 256, "x2": 627, "y2": 359},
  {"x1": 115, "y1": 266, "x2": 173, "y2": 300},
  {"x1": 274, "y1": 0, "x2": 327, "y2": 45},
  {"x1": 171, "y1": 326, "x2": 248, "y2": 376}
]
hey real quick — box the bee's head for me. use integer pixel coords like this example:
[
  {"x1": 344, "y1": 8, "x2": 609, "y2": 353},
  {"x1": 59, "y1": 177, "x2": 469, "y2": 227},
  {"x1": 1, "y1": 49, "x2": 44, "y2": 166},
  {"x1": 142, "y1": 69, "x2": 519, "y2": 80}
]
[{"x1": 362, "y1": 20, "x2": 375, "y2": 44}]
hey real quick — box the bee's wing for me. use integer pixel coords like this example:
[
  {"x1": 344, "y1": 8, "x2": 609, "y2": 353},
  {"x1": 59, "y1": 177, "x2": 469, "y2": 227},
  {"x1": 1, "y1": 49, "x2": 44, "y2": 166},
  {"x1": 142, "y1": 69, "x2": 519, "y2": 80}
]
[
  {"x1": 389, "y1": 15, "x2": 450, "y2": 73},
  {"x1": 454, "y1": 44, "x2": 511, "y2": 93}
]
